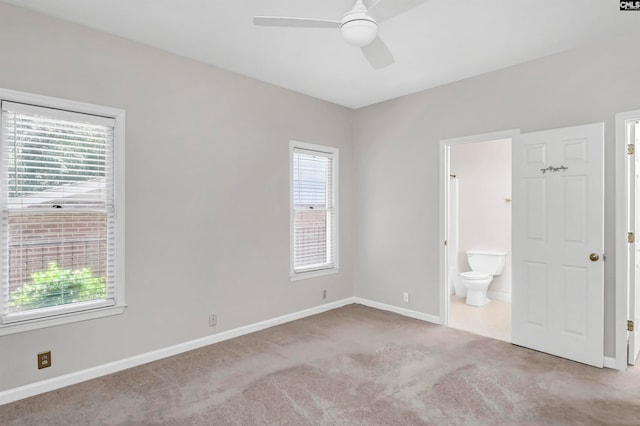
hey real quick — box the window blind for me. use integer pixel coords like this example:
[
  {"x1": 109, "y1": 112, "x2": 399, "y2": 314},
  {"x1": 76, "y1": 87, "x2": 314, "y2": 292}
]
[
  {"x1": 1, "y1": 101, "x2": 116, "y2": 322},
  {"x1": 292, "y1": 147, "x2": 336, "y2": 273}
]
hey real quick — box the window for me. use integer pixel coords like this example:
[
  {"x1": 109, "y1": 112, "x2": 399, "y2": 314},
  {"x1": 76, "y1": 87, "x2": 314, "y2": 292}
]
[
  {"x1": 0, "y1": 89, "x2": 125, "y2": 334},
  {"x1": 290, "y1": 141, "x2": 338, "y2": 279}
]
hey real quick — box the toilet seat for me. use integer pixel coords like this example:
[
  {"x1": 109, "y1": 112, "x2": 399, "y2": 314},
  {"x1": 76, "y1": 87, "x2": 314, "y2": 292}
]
[{"x1": 459, "y1": 271, "x2": 490, "y2": 280}]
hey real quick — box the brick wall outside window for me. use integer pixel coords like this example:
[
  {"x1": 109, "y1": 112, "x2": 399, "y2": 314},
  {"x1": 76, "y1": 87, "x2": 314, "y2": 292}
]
[{"x1": 8, "y1": 212, "x2": 108, "y2": 289}]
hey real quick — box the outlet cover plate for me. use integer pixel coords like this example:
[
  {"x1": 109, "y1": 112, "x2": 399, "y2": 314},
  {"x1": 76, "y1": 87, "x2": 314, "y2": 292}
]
[{"x1": 38, "y1": 351, "x2": 51, "y2": 369}]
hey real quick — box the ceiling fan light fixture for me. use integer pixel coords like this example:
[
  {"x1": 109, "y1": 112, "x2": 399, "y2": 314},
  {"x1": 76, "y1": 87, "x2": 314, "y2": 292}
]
[{"x1": 340, "y1": 18, "x2": 378, "y2": 47}]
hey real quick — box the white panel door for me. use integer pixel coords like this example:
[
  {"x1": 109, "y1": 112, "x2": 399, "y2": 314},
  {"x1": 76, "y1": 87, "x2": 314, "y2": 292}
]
[
  {"x1": 512, "y1": 123, "x2": 604, "y2": 367},
  {"x1": 631, "y1": 120, "x2": 640, "y2": 365}
]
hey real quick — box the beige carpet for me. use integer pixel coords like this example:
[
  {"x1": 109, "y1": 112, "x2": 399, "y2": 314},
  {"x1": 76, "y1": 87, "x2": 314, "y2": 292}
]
[{"x1": 1, "y1": 304, "x2": 640, "y2": 425}]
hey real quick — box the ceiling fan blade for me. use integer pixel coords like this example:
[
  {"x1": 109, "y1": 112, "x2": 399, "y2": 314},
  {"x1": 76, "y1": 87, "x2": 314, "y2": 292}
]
[
  {"x1": 364, "y1": 0, "x2": 429, "y2": 23},
  {"x1": 362, "y1": 0, "x2": 383, "y2": 11},
  {"x1": 253, "y1": 16, "x2": 341, "y2": 28},
  {"x1": 361, "y1": 36, "x2": 394, "y2": 69}
]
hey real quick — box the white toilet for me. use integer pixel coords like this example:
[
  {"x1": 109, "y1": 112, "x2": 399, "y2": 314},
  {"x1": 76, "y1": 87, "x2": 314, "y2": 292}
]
[{"x1": 458, "y1": 250, "x2": 507, "y2": 307}]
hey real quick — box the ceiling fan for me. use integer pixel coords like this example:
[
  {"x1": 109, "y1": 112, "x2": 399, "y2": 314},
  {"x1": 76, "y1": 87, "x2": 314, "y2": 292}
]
[{"x1": 253, "y1": 0, "x2": 427, "y2": 69}]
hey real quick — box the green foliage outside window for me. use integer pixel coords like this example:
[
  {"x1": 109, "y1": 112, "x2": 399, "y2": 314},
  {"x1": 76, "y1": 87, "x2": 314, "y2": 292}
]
[{"x1": 9, "y1": 262, "x2": 106, "y2": 310}]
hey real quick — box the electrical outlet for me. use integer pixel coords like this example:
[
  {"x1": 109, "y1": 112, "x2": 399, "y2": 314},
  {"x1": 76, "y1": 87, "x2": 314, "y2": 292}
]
[
  {"x1": 38, "y1": 351, "x2": 51, "y2": 369},
  {"x1": 209, "y1": 313, "x2": 217, "y2": 327},
  {"x1": 322, "y1": 289, "x2": 327, "y2": 299},
  {"x1": 403, "y1": 292, "x2": 410, "y2": 303}
]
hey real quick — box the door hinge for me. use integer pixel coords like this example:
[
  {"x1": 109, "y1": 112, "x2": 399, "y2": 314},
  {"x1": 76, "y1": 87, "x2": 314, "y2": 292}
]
[
  {"x1": 629, "y1": 232, "x2": 635, "y2": 243},
  {"x1": 628, "y1": 320, "x2": 635, "y2": 332},
  {"x1": 629, "y1": 144, "x2": 635, "y2": 155}
]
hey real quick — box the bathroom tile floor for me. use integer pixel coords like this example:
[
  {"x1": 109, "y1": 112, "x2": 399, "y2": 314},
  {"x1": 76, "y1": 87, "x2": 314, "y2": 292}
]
[{"x1": 449, "y1": 295, "x2": 511, "y2": 342}]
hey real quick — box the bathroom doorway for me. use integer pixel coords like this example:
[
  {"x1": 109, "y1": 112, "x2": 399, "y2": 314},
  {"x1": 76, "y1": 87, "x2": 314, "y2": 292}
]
[{"x1": 440, "y1": 130, "x2": 518, "y2": 342}]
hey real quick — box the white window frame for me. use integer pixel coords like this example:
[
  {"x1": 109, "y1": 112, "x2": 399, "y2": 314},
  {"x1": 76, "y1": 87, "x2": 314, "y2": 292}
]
[
  {"x1": 289, "y1": 140, "x2": 339, "y2": 280},
  {"x1": 0, "y1": 88, "x2": 125, "y2": 335}
]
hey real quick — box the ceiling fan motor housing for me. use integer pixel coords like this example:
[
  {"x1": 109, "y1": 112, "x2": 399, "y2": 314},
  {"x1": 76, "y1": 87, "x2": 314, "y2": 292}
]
[{"x1": 340, "y1": 10, "x2": 378, "y2": 47}]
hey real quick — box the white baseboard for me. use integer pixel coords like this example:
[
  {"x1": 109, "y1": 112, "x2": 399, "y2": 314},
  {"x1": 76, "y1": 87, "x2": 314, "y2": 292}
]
[
  {"x1": 487, "y1": 291, "x2": 511, "y2": 302},
  {"x1": 353, "y1": 297, "x2": 442, "y2": 325},
  {"x1": 603, "y1": 356, "x2": 617, "y2": 369},
  {"x1": 0, "y1": 297, "x2": 355, "y2": 406}
]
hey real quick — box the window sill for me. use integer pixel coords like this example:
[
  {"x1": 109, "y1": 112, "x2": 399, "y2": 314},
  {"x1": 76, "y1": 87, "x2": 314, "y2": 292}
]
[
  {"x1": 290, "y1": 267, "x2": 339, "y2": 281},
  {"x1": 0, "y1": 304, "x2": 127, "y2": 336}
]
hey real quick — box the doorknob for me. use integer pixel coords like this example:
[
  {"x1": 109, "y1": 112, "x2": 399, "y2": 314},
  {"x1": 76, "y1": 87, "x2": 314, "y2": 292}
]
[{"x1": 589, "y1": 253, "x2": 600, "y2": 262}]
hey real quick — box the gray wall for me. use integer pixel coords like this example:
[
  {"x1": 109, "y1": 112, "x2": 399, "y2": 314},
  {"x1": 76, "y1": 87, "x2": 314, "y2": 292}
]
[
  {"x1": 352, "y1": 36, "x2": 640, "y2": 357},
  {"x1": 0, "y1": 3, "x2": 354, "y2": 391}
]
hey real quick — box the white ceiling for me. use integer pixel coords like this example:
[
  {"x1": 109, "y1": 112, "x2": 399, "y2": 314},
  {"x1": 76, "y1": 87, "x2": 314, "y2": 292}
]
[{"x1": 2, "y1": 0, "x2": 639, "y2": 109}]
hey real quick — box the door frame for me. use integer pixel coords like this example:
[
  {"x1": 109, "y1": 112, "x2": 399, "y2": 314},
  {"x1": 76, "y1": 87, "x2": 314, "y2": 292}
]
[
  {"x1": 439, "y1": 129, "x2": 520, "y2": 325},
  {"x1": 615, "y1": 109, "x2": 640, "y2": 370}
]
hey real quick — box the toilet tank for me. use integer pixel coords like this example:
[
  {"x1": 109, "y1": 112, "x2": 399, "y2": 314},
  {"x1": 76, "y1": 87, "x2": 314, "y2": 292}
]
[{"x1": 466, "y1": 250, "x2": 507, "y2": 275}]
